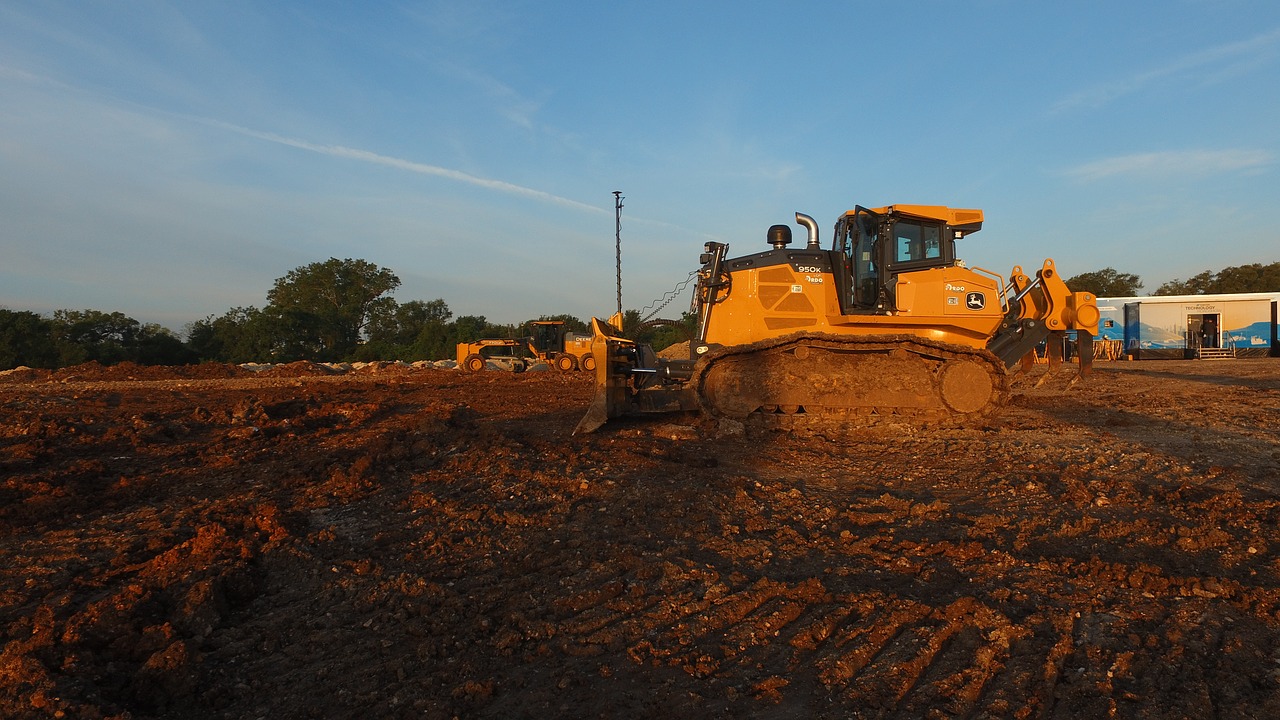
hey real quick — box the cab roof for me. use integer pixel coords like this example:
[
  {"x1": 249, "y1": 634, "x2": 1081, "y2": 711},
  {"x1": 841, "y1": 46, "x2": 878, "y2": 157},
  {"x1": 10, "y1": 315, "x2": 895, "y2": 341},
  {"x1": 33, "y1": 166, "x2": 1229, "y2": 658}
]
[{"x1": 843, "y1": 204, "x2": 984, "y2": 236}]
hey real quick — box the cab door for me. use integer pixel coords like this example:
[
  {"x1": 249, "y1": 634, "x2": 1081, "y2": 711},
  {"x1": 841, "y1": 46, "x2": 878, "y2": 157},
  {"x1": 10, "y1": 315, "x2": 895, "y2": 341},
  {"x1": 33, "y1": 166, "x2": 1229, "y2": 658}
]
[{"x1": 835, "y1": 208, "x2": 883, "y2": 312}]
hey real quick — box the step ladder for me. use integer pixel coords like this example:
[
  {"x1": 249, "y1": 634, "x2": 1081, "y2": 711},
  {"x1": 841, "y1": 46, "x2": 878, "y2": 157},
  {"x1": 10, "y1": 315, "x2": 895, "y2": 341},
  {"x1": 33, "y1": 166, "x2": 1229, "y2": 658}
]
[{"x1": 1196, "y1": 346, "x2": 1236, "y2": 360}]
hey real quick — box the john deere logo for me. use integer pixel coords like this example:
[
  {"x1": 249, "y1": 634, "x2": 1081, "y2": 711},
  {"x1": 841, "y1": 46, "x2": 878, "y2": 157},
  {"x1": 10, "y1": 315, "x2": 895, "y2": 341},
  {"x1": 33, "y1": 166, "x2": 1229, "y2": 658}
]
[{"x1": 966, "y1": 292, "x2": 986, "y2": 310}]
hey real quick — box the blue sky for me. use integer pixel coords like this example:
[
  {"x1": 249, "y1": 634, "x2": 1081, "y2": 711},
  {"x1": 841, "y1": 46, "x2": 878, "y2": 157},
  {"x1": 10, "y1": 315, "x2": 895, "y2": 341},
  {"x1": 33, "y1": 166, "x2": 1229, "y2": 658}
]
[{"x1": 2, "y1": 1, "x2": 1277, "y2": 332}]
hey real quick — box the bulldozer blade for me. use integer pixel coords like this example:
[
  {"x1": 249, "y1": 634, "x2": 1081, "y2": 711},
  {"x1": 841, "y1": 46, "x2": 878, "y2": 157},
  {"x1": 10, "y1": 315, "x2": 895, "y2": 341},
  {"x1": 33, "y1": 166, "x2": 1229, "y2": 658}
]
[
  {"x1": 573, "y1": 318, "x2": 636, "y2": 435},
  {"x1": 574, "y1": 392, "x2": 612, "y2": 435}
]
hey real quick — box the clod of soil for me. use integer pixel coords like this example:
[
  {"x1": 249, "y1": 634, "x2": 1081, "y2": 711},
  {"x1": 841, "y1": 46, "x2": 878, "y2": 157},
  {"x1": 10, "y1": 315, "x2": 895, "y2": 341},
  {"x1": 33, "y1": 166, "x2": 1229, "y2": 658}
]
[{"x1": 2, "y1": 359, "x2": 1279, "y2": 718}]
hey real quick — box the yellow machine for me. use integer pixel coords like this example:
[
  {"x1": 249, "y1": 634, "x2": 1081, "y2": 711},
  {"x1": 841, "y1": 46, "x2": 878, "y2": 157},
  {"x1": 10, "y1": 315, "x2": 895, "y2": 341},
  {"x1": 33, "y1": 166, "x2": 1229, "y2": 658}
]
[
  {"x1": 457, "y1": 321, "x2": 594, "y2": 373},
  {"x1": 576, "y1": 204, "x2": 1099, "y2": 433},
  {"x1": 455, "y1": 338, "x2": 527, "y2": 373}
]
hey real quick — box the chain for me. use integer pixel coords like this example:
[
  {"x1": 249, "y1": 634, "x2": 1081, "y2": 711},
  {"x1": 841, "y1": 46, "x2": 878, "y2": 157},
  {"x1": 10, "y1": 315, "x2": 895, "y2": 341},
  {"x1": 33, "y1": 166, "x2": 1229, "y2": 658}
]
[{"x1": 639, "y1": 270, "x2": 697, "y2": 323}]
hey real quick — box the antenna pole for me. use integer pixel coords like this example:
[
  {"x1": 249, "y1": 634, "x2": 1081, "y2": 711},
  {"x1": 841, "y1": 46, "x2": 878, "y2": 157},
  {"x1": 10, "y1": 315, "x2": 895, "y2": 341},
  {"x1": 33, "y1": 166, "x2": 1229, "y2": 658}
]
[{"x1": 613, "y1": 191, "x2": 624, "y2": 320}]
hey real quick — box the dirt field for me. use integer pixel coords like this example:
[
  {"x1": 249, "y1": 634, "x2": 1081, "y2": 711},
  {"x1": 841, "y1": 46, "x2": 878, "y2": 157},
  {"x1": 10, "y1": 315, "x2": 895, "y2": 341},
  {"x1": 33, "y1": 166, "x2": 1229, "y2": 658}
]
[{"x1": 2, "y1": 357, "x2": 1279, "y2": 719}]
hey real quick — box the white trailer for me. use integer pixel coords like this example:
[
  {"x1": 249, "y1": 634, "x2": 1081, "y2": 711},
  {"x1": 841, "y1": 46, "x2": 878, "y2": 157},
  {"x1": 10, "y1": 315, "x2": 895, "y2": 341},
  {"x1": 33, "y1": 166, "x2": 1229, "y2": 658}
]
[{"x1": 1094, "y1": 292, "x2": 1279, "y2": 360}]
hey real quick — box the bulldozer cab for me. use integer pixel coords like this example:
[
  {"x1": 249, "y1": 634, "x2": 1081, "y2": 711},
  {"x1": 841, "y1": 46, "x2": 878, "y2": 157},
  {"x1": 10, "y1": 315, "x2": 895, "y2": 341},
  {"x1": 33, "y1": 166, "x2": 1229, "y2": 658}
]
[{"x1": 834, "y1": 205, "x2": 980, "y2": 313}]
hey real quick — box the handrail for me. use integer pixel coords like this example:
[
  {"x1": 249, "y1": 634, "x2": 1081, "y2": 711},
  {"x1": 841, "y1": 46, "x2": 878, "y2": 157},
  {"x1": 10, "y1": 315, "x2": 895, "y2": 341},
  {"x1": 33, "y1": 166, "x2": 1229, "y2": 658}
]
[{"x1": 968, "y1": 265, "x2": 1009, "y2": 314}]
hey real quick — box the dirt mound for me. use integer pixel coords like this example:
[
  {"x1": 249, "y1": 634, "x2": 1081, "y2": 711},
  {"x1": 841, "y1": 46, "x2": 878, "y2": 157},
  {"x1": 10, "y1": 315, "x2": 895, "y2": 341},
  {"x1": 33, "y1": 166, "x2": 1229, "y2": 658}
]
[
  {"x1": 0, "y1": 361, "x2": 252, "y2": 384},
  {"x1": 657, "y1": 340, "x2": 691, "y2": 359},
  {"x1": 251, "y1": 360, "x2": 343, "y2": 378},
  {"x1": 2, "y1": 360, "x2": 1279, "y2": 718},
  {"x1": 0, "y1": 366, "x2": 50, "y2": 383}
]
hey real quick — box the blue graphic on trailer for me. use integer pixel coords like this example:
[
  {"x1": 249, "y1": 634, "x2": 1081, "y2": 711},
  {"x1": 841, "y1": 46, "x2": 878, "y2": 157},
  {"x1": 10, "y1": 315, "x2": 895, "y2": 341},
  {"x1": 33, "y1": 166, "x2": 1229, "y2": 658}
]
[
  {"x1": 1230, "y1": 321, "x2": 1274, "y2": 348},
  {"x1": 1128, "y1": 322, "x2": 1185, "y2": 349}
]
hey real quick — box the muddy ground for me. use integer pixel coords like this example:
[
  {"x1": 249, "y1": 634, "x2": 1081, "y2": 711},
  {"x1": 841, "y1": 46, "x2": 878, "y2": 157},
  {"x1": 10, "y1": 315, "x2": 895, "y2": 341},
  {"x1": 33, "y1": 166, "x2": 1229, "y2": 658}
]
[{"x1": 1, "y1": 358, "x2": 1279, "y2": 719}]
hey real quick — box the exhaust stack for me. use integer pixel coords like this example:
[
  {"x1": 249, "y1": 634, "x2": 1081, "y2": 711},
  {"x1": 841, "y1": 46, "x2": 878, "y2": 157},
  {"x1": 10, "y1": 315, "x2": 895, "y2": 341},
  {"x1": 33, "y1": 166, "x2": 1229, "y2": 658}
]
[{"x1": 796, "y1": 212, "x2": 820, "y2": 249}]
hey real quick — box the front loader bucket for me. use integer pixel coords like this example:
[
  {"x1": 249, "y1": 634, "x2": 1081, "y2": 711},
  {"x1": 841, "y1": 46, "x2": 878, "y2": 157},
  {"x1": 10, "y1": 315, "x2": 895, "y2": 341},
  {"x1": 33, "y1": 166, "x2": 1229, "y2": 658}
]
[{"x1": 573, "y1": 318, "x2": 636, "y2": 434}]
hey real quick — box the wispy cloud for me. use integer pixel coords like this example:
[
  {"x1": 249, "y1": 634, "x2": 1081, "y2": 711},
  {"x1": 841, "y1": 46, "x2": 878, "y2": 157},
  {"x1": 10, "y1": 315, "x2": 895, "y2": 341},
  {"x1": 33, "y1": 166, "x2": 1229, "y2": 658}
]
[
  {"x1": 437, "y1": 60, "x2": 544, "y2": 130},
  {"x1": 1063, "y1": 149, "x2": 1272, "y2": 182},
  {"x1": 395, "y1": 4, "x2": 541, "y2": 130},
  {"x1": 1053, "y1": 27, "x2": 1280, "y2": 111},
  {"x1": 202, "y1": 119, "x2": 608, "y2": 215},
  {"x1": 197, "y1": 118, "x2": 716, "y2": 240},
  {"x1": 0, "y1": 62, "x2": 79, "y2": 92}
]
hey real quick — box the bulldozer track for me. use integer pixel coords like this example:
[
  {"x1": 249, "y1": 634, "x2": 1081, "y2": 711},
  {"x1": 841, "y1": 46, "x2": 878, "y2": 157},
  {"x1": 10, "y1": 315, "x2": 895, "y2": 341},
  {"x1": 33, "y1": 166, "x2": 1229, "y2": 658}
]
[{"x1": 691, "y1": 333, "x2": 1012, "y2": 431}]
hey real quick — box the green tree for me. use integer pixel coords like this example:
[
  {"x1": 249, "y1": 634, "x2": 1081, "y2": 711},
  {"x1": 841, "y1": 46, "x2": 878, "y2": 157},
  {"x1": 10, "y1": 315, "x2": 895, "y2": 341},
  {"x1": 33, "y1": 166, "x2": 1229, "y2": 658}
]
[
  {"x1": 360, "y1": 299, "x2": 454, "y2": 361},
  {"x1": 51, "y1": 309, "x2": 141, "y2": 365},
  {"x1": 402, "y1": 300, "x2": 455, "y2": 361},
  {"x1": 135, "y1": 323, "x2": 197, "y2": 365},
  {"x1": 48, "y1": 309, "x2": 195, "y2": 366},
  {"x1": 266, "y1": 258, "x2": 400, "y2": 360},
  {"x1": 368, "y1": 299, "x2": 452, "y2": 346},
  {"x1": 1064, "y1": 268, "x2": 1144, "y2": 297},
  {"x1": 187, "y1": 306, "x2": 283, "y2": 363},
  {"x1": 1155, "y1": 262, "x2": 1280, "y2": 295},
  {"x1": 645, "y1": 310, "x2": 698, "y2": 353},
  {"x1": 615, "y1": 309, "x2": 698, "y2": 351},
  {"x1": 619, "y1": 309, "x2": 644, "y2": 341},
  {"x1": 1155, "y1": 271, "x2": 1212, "y2": 296},
  {"x1": 520, "y1": 314, "x2": 589, "y2": 336},
  {"x1": 450, "y1": 315, "x2": 494, "y2": 345},
  {"x1": 274, "y1": 305, "x2": 338, "y2": 360},
  {"x1": 1214, "y1": 262, "x2": 1280, "y2": 293},
  {"x1": 0, "y1": 309, "x2": 58, "y2": 369}
]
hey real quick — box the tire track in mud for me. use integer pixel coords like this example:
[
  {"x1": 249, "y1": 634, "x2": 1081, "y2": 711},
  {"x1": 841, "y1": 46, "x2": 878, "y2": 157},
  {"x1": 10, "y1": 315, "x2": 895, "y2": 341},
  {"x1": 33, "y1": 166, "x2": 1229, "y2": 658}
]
[
  {"x1": 536, "y1": 531, "x2": 1279, "y2": 716},
  {"x1": 520, "y1": 409, "x2": 1280, "y2": 717},
  {"x1": 540, "y1": 547, "x2": 1067, "y2": 715}
]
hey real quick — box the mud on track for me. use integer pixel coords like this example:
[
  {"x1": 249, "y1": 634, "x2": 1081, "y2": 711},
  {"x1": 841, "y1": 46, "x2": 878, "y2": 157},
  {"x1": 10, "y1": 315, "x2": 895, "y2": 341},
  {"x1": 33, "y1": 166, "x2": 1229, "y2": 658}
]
[{"x1": 2, "y1": 359, "x2": 1279, "y2": 719}]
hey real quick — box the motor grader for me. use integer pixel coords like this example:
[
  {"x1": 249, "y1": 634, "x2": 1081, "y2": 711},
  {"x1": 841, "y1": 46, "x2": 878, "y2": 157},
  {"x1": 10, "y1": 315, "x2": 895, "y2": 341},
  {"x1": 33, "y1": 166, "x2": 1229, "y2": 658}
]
[{"x1": 574, "y1": 204, "x2": 1099, "y2": 433}]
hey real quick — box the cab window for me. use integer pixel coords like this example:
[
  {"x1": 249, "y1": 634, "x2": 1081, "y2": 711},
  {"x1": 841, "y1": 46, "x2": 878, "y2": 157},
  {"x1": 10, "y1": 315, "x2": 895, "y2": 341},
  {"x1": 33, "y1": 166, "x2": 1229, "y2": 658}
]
[{"x1": 893, "y1": 220, "x2": 942, "y2": 264}]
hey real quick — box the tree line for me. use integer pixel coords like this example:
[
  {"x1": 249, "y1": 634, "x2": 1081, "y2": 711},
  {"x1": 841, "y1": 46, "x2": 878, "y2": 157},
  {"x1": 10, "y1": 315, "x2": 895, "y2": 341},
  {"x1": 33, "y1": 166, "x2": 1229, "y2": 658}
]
[
  {"x1": 1064, "y1": 262, "x2": 1280, "y2": 297},
  {"x1": 3, "y1": 258, "x2": 1276, "y2": 371},
  {"x1": 0, "y1": 258, "x2": 697, "y2": 371}
]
